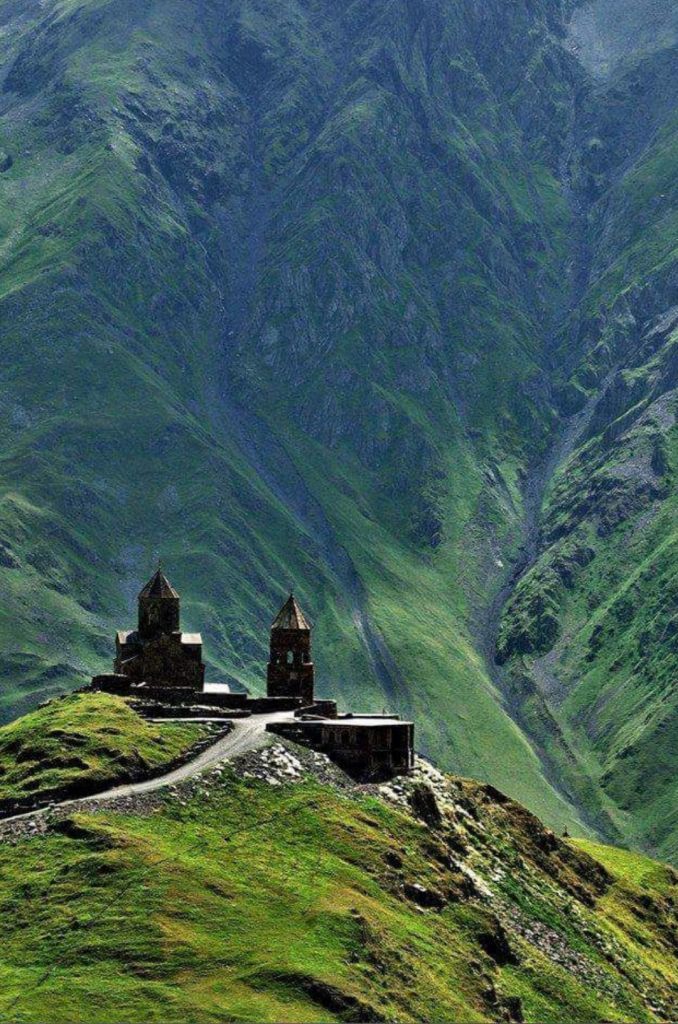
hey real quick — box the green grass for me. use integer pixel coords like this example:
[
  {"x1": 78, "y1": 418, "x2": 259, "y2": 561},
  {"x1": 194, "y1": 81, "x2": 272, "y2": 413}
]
[
  {"x1": 0, "y1": 692, "x2": 205, "y2": 810},
  {"x1": 575, "y1": 839, "x2": 675, "y2": 887},
  {"x1": 0, "y1": 766, "x2": 674, "y2": 1023}
]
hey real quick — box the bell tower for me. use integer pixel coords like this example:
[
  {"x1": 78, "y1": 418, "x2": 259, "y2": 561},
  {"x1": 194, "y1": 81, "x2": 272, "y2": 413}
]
[
  {"x1": 138, "y1": 568, "x2": 181, "y2": 639},
  {"x1": 266, "y1": 594, "x2": 315, "y2": 704}
]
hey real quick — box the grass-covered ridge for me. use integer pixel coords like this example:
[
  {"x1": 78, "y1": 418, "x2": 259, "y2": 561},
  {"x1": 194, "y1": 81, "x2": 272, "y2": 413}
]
[
  {"x1": 0, "y1": 692, "x2": 205, "y2": 811},
  {"x1": 0, "y1": 756, "x2": 675, "y2": 1023}
]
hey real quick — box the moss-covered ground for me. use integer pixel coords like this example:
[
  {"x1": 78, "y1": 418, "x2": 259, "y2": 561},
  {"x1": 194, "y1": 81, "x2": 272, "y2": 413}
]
[{"x1": 0, "y1": 763, "x2": 675, "y2": 1024}]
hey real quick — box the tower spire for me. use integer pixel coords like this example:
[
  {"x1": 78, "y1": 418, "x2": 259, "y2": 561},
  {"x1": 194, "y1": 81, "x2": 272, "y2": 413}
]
[
  {"x1": 138, "y1": 567, "x2": 180, "y2": 637},
  {"x1": 266, "y1": 592, "x2": 314, "y2": 704},
  {"x1": 271, "y1": 593, "x2": 311, "y2": 631}
]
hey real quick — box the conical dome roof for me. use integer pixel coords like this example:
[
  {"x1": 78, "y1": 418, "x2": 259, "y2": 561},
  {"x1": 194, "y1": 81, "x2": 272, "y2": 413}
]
[
  {"x1": 139, "y1": 569, "x2": 180, "y2": 600},
  {"x1": 271, "y1": 594, "x2": 311, "y2": 631}
]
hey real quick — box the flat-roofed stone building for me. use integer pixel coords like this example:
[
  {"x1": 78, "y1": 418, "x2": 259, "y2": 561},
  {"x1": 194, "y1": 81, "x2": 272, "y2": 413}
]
[
  {"x1": 269, "y1": 714, "x2": 415, "y2": 778},
  {"x1": 113, "y1": 569, "x2": 205, "y2": 690},
  {"x1": 313, "y1": 716, "x2": 414, "y2": 775}
]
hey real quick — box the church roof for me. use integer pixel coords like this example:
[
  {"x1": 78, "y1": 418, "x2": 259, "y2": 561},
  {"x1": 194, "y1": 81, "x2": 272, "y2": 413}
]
[
  {"x1": 139, "y1": 569, "x2": 180, "y2": 600},
  {"x1": 271, "y1": 594, "x2": 311, "y2": 631}
]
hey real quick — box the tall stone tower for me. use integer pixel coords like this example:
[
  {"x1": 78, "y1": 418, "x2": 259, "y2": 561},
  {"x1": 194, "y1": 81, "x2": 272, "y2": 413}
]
[
  {"x1": 266, "y1": 594, "x2": 315, "y2": 704},
  {"x1": 138, "y1": 568, "x2": 180, "y2": 638}
]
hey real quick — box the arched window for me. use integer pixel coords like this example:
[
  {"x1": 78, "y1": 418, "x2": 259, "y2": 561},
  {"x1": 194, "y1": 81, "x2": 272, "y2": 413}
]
[{"x1": 286, "y1": 650, "x2": 294, "y2": 666}]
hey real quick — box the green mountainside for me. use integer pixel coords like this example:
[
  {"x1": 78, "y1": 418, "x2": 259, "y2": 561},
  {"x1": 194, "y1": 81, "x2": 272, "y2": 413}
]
[
  {"x1": 0, "y1": 0, "x2": 676, "y2": 860},
  {"x1": 0, "y1": 697, "x2": 675, "y2": 1024},
  {"x1": 496, "y1": 7, "x2": 678, "y2": 862}
]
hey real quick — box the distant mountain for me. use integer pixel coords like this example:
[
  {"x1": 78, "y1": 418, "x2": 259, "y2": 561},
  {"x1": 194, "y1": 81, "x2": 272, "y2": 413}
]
[{"x1": 0, "y1": 0, "x2": 676, "y2": 860}]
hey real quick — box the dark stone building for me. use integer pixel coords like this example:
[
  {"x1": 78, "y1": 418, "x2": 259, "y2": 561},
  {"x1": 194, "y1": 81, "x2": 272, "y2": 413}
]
[
  {"x1": 313, "y1": 717, "x2": 414, "y2": 775},
  {"x1": 114, "y1": 569, "x2": 205, "y2": 690},
  {"x1": 266, "y1": 594, "x2": 315, "y2": 704},
  {"x1": 264, "y1": 593, "x2": 414, "y2": 777},
  {"x1": 269, "y1": 715, "x2": 415, "y2": 778}
]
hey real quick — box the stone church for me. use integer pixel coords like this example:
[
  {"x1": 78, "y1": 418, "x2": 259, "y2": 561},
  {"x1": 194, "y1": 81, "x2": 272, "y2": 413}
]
[
  {"x1": 94, "y1": 571, "x2": 414, "y2": 777},
  {"x1": 114, "y1": 569, "x2": 205, "y2": 689}
]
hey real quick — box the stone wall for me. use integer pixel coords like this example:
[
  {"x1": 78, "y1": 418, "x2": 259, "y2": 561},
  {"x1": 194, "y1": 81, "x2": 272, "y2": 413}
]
[{"x1": 90, "y1": 676, "x2": 304, "y2": 715}]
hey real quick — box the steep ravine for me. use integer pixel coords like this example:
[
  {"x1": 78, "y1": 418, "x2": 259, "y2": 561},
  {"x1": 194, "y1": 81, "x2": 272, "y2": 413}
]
[
  {"x1": 480, "y1": 375, "x2": 621, "y2": 839},
  {"x1": 481, "y1": 8, "x2": 678, "y2": 852},
  {"x1": 475, "y1": 40, "x2": 621, "y2": 835}
]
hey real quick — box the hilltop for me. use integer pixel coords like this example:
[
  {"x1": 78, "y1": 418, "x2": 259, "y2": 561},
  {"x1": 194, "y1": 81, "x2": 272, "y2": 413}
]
[
  {"x1": 0, "y1": 691, "x2": 216, "y2": 814},
  {"x1": 0, "y1": 693, "x2": 675, "y2": 1023}
]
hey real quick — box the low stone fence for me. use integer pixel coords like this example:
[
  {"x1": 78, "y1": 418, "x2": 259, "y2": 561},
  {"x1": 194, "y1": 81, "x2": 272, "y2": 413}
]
[
  {"x1": 90, "y1": 676, "x2": 304, "y2": 715},
  {"x1": 130, "y1": 701, "x2": 251, "y2": 721}
]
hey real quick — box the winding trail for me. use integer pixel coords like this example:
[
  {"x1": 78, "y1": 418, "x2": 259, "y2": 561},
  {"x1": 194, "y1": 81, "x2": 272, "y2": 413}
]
[{"x1": 0, "y1": 711, "x2": 293, "y2": 827}]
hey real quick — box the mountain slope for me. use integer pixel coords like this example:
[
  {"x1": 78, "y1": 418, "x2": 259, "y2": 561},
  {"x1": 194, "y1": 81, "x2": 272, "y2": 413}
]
[
  {"x1": 495, "y1": 7, "x2": 678, "y2": 861},
  {"x1": 0, "y1": 0, "x2": 677, "y2": 858},
  {"x1": 0, "y1": 726, "x2": 675, "y2": 1024},
  {"x1": 0, "y1": 0, "x2": 591, "y2": 829}
]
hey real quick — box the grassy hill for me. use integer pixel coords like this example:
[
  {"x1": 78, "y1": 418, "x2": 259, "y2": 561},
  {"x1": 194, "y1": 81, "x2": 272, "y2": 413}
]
[
  {"x1": 0, "y1": 692, "x2": 206, "y2": 812},
  {"x1": 0, "y1": 730, "x2": 674, "y2": 1023}
]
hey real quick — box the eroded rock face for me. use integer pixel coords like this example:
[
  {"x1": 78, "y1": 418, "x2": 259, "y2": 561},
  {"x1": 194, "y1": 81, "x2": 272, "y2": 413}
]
[
  {"x1": 568, "y1": 0, "x2": 678, "y2": 76},
  {"x1": 478, "y1": 920, "x2": 519, "y2": 966},
  {"x1": 408, "y1": 781, "x2": 443, "y2": 828}
]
